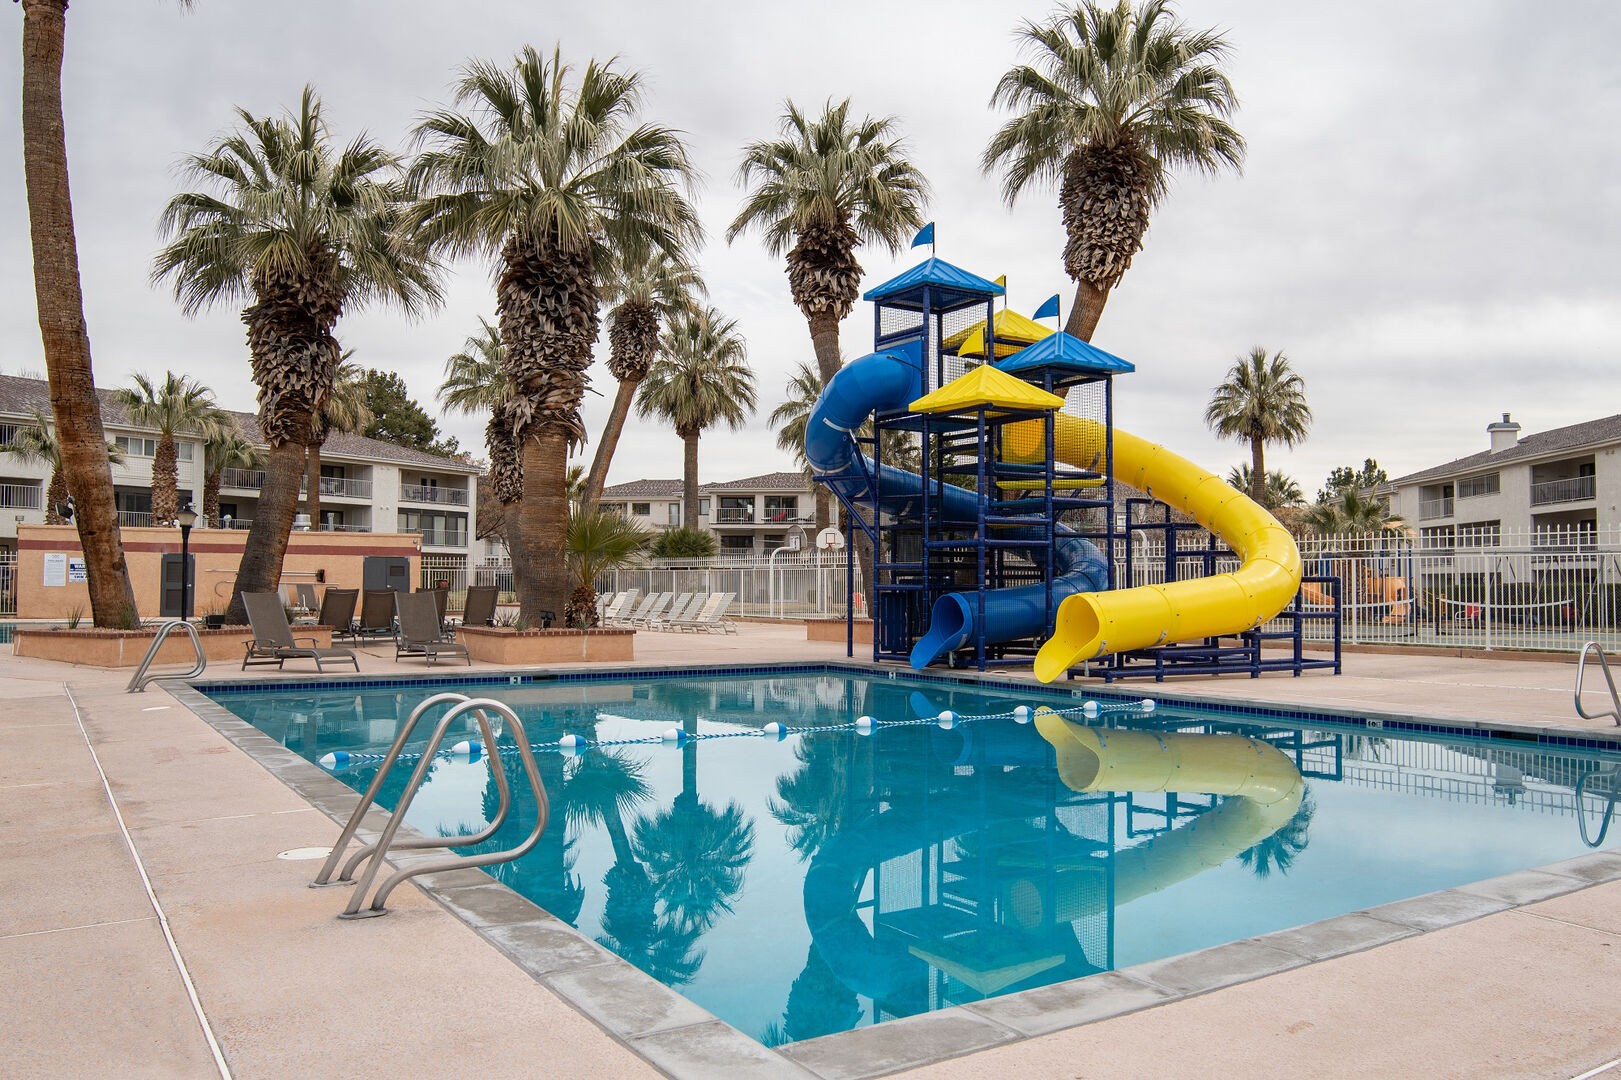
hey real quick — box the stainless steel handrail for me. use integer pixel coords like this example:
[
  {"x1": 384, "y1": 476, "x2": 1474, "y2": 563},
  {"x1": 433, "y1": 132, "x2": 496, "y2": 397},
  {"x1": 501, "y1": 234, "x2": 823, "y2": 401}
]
[
  {"x1": 312, "y1": 693, "x2": 549, "y2": 919},
  {"x1": 1575, "y1": 765, "x2": 1620, "y2": 847},
  {"x1": 126, "y1": 619, "x2": 207, "y2": 692},
  {"x1": 1574, "y1": 641, "x2": 1621, "y2": 725}
]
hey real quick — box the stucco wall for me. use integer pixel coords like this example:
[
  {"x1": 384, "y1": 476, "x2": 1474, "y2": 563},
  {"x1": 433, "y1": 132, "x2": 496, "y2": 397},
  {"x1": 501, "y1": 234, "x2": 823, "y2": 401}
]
[{"x1": 15, "y1": 525, "x2": 420, "y2": 620}]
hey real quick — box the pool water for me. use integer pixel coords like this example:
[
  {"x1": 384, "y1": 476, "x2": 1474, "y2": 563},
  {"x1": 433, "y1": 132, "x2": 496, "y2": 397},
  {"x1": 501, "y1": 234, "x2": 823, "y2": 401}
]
[{"x1": 211, "y1": 670, "x2": 1621, "y2": 1045}]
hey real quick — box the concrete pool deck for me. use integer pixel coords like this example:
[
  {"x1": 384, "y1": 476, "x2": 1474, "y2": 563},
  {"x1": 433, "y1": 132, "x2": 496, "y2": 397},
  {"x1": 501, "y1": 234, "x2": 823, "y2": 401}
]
[{"x1": 4, "y1": 624, "x2": 1620, "y2": 1079}]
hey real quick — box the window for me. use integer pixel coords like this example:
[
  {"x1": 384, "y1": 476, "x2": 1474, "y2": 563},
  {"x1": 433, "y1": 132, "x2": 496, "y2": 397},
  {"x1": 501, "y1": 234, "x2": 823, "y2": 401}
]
[
  {"x1": 698, "y1": 498, "x2": 710, "y2": 515},
  {"x1": 632, "y1": 502, "x2": 651, "y2": 516},
  {"x1": 398, "y1": 509, "x2": 468, "y2": 546},
  {"x1": 1456, "y1": 520, "x2": 1500, "y2": 547},
  {"x1": 602, "y1": 503, "x2": 627, "y2": 516},
  {"x1": 1420, "y1": 526, "x2": 1454, "y2": 549},
  {"x1": 764, "y1": 496, "x2": 799, "y2": 522},
  {"x1": 115, "y1": 435, "x2": 158, "y2": 457},
  {"x1": 0, "y1": 423, "x2": 17, "y2": 447},
  {"x1": 668, "y1": 503, "x2": 681, "y2": 525},
  {"x1": 718, "y1": 496, "x2": 754, "y2": 523},
  {"x1": 1457, "y1": 473, "x2": 1498, "y2": 499},
  {"x1": 719, "y1": 534, "x2": 754, "y2": 551},
  {"x1": 176, "y1": 443, "x2": 194, "y2": 461}
]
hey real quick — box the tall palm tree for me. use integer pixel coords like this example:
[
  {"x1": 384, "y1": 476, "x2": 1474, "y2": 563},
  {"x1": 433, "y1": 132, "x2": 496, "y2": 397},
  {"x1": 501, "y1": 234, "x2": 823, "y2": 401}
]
[
  {"x1": 983, "y1": 0, "x2": 1245, "y2": 341},
  {"x1": 201, "y1": 425, "x2": 264, "y2": 529},
  {"x1": 18, "y1": 0, "x2": 155, "y2": 625},
  {"x1": 153, "y1": 86, "x2": 440, "y2": 624},
  {"x1": 728, "y1": 99, "x2": 930, "y2": 389},
  {"x1": 0, "y1": 408, "x2": 124, "y2": 525},
  {"x1": 1303, "y1": 489, "x2": 1404, "y2": 536},
  {"x1": 564, "y1": 504, "x2": 652, "y2": 629},
  {"x1": 1225, "y1": 465, "x2": 1305, "y2": 510},
  {"x1": 409, "y1": 46, "x2": 701, "y2": 625},
  {"x1": 582, "y1": 248, "x2": 707, "y2": 510},
  {"x1": 636, "y1": 307, "x2": 756, "y2": 530},
  {"x1": 112, "y1": 372, "x2": 225, "y2": 526},
  {"x1": 770, "y1": 361, "x2": 833, "y2": 534},
  {"x1": 1204, "y1": 348, "x2": 1312, "y2": 505},
  {"x1": 304, "y1": 357, "x2": 374, "y2": 528}
]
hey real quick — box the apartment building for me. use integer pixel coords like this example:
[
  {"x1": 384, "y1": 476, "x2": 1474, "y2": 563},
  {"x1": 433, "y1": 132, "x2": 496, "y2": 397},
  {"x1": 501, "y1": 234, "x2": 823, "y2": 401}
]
[
  {"x1": 1387, "y1": 413, "x2": 1620, "y2": 545},
  {"x1": 600, "y1": 471, "x2": 818, "y2": 554},
  {"x1": 0, "y1": 374, "x2": 478, "y2": 565}
]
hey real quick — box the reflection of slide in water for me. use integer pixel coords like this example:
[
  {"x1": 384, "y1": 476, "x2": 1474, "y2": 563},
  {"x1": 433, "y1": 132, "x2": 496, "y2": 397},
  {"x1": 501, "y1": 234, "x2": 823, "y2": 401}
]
[
  {"x1": 802, "y1": 718, "x2": 1304, "y2": 1006},
  {"x1": 805, "y1": 345, "x2": 1301, "y2": 681}
]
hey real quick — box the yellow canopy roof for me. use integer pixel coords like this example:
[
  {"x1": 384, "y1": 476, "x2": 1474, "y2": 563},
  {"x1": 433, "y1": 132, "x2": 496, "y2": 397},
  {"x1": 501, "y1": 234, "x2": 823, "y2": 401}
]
[
  {"x1": 910, "y1": 364, "x2": 1065, "y2": 415},
  {"x1": 944, "y1": 309, "x2": 1053, "y2": 358}
]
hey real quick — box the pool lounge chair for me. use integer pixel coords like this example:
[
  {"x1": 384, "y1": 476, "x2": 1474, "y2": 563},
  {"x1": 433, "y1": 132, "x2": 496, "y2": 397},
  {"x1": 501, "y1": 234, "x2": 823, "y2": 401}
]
[
  {"x1": 648, "y1": 592, "x2": 706, "y2": 631},
  {"x1": 674, "y1": 592, "x2": 738, "y2": 634},
  {"x1": 294, "y1": 583, "x2": 321, "y2": 616},
  {"x1": 630, "y1": 592, "x2": 679, "y2": 627},
  {"x1": 355, "y1": 589, "x2": 398, "y2": 640},
  {"x1": 394, "y1": 592, "x2": 470, "y2": 666},
  {"x1": 241, "y1": 592, "x2": 360, "y2": 672},
  {"x1": 314, "y1": 587, "x2": 359, "y2": 643},
  {"x1": 460, "y1": 585, "x2": 499, "y2": 628},
  {"x1": 601, "y1": 589, "x2": 640, "y2": 624},
  {"x1": 613, "y1": 591, "x2": 664, "y2": 627},
  {"x1": 419, "y1": 587, "x2": 452, "y2": 639}
]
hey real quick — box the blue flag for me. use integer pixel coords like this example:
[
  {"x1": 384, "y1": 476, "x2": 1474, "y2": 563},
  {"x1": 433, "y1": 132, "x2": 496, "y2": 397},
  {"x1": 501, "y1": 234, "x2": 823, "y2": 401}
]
[
  {"x1": 1032, "y1": 293, "x2": 1061, "y2": 321},
  {"x1": 910, "y1": 222, "x2": 935, "y2": 249}
]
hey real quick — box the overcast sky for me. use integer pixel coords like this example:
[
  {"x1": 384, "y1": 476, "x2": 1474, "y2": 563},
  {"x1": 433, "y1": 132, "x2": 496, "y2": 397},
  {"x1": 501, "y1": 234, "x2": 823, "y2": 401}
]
[{"x1": 4, "y1": 0, "x2": 1618, "y2": 495}]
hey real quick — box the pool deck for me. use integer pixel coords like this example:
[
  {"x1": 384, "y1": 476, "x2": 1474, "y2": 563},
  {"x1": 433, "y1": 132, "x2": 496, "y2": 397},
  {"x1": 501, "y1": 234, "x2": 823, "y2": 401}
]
[{"x1": 4, "y1": 624, "x2": 1620, "y2": 1079}]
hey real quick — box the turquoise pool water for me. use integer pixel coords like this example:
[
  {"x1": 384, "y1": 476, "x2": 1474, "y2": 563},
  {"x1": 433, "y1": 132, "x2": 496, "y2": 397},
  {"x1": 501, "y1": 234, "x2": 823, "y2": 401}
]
[{"x1": 210, "y1": 669, "x2": 1620, "y2": 1045}]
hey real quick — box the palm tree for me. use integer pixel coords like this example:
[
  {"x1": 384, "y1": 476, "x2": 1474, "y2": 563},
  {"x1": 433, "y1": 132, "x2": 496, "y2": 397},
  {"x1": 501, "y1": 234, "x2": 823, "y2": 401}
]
[
  {"x1": 153, "y1": 86, "x2": 440, "y2": 624},
  {"x1": 304, "y1": 358, "x2": 374, "y2": 528},
  {"x1": 19, "y1": 0, "x2": 157, "y2": 625},
  {"x1": 582, "y1": 248, "x2": 707, "y2": 510},
  {"x1": 112, "y1": 372, "x2": 225, "y2": 526},
  {"x1": 636, "y1": 307, "x2": 756, "y2": 530},
  {"x1": 728, "y1": 99, "x2": 930, "y2": 389},
  {"x1": 201, "y1": 425, "x2": 264, "y2": 528},
  {"x1": 439, "y1": 317, "x2": 517, "y2": 499},
  {"x1": 1225, "y1": 465, "x2": 1305, "y2": 511},
  {"x1": 1204, "y1": 348, "x2": 1312, "y2": 506},
  {"x1": 562, "y1": 748, "x2": 651, "y2": 866},
  {"x1": 564, "y1": 504, "x2": 652, "y2": 628},
  {"x1": 770, "y1": 361, "x2": 833, "y2": 534},
  {"x1": 409, "y1": 46, "x2": 701, "y2": 626},
  {"x1": 982, "y1": 0, "x2": 1245, "y2": 341},
  {"x1": 0, "y1": 408, "x2": 124, "y2": 525},
  {"x1": 1303, "y1": 489, "x2": 1404, "y2": 536}
]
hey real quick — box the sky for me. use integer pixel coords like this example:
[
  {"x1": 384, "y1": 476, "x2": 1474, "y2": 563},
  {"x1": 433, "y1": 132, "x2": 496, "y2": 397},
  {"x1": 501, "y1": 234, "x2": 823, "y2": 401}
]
[{"x1": 3, "y1": 0, "x2": 1618, "y2": 496}]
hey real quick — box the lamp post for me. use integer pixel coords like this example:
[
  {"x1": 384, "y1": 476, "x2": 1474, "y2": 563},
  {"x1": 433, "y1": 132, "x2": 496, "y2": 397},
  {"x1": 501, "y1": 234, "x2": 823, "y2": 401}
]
[{"x1": 176, "y1": 503, "x2": 198, "y2": 622}]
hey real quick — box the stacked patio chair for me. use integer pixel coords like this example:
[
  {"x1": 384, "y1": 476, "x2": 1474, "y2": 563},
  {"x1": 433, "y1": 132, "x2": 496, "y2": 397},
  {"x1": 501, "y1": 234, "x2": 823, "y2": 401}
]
[
  {"x1": 459, "y1": 585, "x2": 499, "y2": 628},
  {"x1": 672, "y1": 591, "x2": 739, "y2": 634},
  {"x1": 393, "y1": 592, "x2": 471, "y2": 666},
  {"x1": 611, "y1": 592, "x2": 664, "y2": 627},
  {"x1": 240, "y1": 592, "x2": 360, "y2": 672},
  {"x1": 630, "y1": 592, "x2": 682, "y2": 628},
  {"x1": 314, "y1": 587, "x2": 359, "y2": 644},
  {"x1": 355, "y1": 589, "x2": 398, "y2": 641},
  {"x1": 648, "y1": 592, "x2": 707, "y2": 631},
  {"x1": 600, "y1": 589, "x2": 640, "y2": 624}
]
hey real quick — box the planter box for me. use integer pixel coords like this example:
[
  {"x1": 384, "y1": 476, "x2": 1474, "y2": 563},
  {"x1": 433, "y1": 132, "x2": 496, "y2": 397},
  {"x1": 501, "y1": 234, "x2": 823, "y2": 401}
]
[
  {"x1": 806, "y1": 618, "x2": 874, "y2": 645},
  {"x1": 13, "y1": 625, "x2": 330, "y2": 668},
  {"x1": 459, "y1": 625, "x2": 635, "y2": 665}
]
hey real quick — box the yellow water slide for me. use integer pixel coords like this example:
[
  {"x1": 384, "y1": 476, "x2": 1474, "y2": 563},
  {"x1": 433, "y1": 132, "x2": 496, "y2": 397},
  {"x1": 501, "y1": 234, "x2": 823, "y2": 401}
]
[
  {"x1": 1004, "y1": 710, "x2": 1305, "y2": 927},
  {"x1": 1003, "y1": 416, "x2": 1302, "y2": 682}
]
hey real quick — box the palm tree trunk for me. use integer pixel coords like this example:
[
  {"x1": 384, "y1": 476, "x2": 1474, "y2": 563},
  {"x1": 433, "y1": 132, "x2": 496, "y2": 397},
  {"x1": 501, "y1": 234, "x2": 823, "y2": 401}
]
[
  {"x1": 1249, "y1": 436, "x2": 1266, "y2": 505},
  {"x1": 582, "y1": 377, "x2": 638, "y2": 510},
  {"x1": 304, "y1": 443, "x2": 323, "y2": 527},
  {"x1": 1064, "y1": 280, "x2": 1110, "y2": 343},
  {"x1": 806, "y1": 311, "x2": 843, "y2": 385},
  {"x1": 814, "y1": 487, "x2": 830, "y2": 535},
  {"x1": 225, "y1": 440, "x2": 305, "y2": 624},
  {"x1": 45, "y1": 470, "x2": 67, "y2": 525},
  {"x1": 151, "y1": 437, "x2": 178, "y2": 526},
  {"x1": 20, "y1": 0, "x2": 138, "y2": 628},
  {"x1": 203, "y1": 469, "x2": 222, "y2": 528},
  {"x1": 681, "y1": 432, "x2": 700, "y2": 538},
  {"x1": 517, "y1": 431, "x2": 571, "y2": 624}
]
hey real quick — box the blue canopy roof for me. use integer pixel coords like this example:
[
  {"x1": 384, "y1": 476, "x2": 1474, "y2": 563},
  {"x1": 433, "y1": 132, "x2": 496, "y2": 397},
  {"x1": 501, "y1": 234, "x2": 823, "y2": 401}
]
[
  {"x1": 997, "y1": 331, "x2": 1135, "y2": 376},
  {"x1": 863, "y1": 257, "x2": 1005, "y2": 312}
]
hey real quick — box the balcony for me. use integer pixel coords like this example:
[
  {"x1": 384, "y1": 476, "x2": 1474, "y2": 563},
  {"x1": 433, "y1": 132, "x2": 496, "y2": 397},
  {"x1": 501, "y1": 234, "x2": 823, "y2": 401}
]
[
  {"x1": 218, "y1": 470, "x2": 372, "y2": 499},
  {"x1": 1530, "y1": 474, "x2": 1595, "y2": 507},
  {"x1": 1418, "y1": 497, "x2": 1454, "y2": 520},
  {"x1": 410, "y1": 527, "x2": 467, "y2": 547},
  {"x1": 714, "y1": 507, "x2": 756, "y2": 525},
  {"x1": 319, "y1": 523, "x2": 372, "y2": 533},
  {"x1": 0, "y1": 482, "x2": 42, "y2": 510},
  {"x1": 219, "y1": 467, "x2": 264, "y2": 490},
  {"x1": 117, "y1": 511, "x2": 154, "y2": 527},
  {"x1": 400, "y1": 484, "x2": 468, "y2": 506}
]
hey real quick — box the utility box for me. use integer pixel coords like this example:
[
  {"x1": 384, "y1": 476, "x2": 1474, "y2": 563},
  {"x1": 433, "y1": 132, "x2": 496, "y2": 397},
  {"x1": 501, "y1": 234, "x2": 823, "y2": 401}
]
[
  {"x1": 363, "y1": 556, "x2": 411, "y2": 593},
  {"x1": 159, "y1": 553, "x2": 194, "y2": 618}
]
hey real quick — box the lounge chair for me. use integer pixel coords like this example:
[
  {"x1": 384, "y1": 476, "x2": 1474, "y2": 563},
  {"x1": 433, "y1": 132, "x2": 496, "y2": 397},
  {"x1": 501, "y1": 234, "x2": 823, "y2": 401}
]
[
  {"x1": 674, "y1": 592, "x2": 739, "y2": 634},
  {"x1": 355, "y1": 589, "x2": 398, "y2": 640},
  {"x1": 650, "y1": 592, "x2": 707, "y2": 631},
  {"x1": 420, "y1": 587, "x2": 452, "y2": 639},
  {"x1": 460, "y1": 585, "x2": 499, "y2": 628},
  {"x1": 394, "y1": 592, "x2": 470, "y2": 666},
  {"x1": 241, "y1": 592, "x2": 360, "y2": 672},
  {"x1": 630, "y1": 592, "x2": 678, "y2": 627},
  {"x1": 314, "y1": 587, "x2": 359, "y2": 643},
  {"x1": 596, "y1": 591, "x2": 623, "y2": 624},
  {"x1": 601, "y1": 589, "x2": 640, "y2": 624},
  {"x1": 295, "y1": 583, "x2": 321, "y2": 616},
  {"x1": 613, "y1": 592, "x2": 663, "y2": 627}
]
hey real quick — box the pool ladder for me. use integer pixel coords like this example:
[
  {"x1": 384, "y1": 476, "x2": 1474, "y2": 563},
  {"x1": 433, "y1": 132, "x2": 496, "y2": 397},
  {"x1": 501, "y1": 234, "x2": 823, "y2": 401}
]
[
  {"x1": 126, "y1": 619, "x2": 207, "y2": 692},
  {"x1": 311, "y1": 692, "x2": 550, "y2": 918},
  {"x1": 1574, "y1": 641, "x2": 1621, "y2": 726}
]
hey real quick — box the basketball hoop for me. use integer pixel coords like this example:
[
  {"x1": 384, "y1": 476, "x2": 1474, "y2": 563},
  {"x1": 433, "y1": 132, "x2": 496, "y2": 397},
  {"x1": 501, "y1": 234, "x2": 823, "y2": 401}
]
[{"x1": 816, "y1": 527, "x2": 845, "y2": 551}]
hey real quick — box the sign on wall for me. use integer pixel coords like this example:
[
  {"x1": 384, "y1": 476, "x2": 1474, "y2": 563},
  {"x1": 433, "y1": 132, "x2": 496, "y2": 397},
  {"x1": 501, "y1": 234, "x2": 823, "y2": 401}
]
[
  {"x1": 68, "y1": 558, "x2": 86, "y2": 584},
  {"x1": 42, "y1": 552, "x2": 66, "y2": 587}
]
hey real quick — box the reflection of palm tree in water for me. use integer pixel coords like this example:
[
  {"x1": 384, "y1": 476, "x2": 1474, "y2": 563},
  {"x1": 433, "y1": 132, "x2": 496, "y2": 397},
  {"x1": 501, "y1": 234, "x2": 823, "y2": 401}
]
[
  {"x1": 770, "y1": 732, "x2": 863, "y2": 861},
  {"x1": 1239, "y1": 787, "x2": 1317, "y2": 878},
  {"x1": 760, "y1": 945, "x2": 861, "y2": 1047}
]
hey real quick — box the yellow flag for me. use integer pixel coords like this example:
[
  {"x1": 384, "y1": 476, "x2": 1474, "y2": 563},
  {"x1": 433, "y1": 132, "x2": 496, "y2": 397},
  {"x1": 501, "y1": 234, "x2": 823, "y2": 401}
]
[{"x1": 992, "y1": 274, "x2": 1007, "y2": 288}]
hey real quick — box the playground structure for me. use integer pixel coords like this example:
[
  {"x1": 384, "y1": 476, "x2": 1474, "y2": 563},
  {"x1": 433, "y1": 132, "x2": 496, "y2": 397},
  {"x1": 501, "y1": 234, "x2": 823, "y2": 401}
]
[{"x1": 805, "y1": 251, "x2": 1341, "y2": 681}]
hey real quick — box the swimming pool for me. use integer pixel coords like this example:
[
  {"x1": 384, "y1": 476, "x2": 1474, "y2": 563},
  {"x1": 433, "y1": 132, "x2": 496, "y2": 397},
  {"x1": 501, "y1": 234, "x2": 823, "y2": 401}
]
[{"x1": 204, "y1": 666, "x2": 1621, "y2": 1046}]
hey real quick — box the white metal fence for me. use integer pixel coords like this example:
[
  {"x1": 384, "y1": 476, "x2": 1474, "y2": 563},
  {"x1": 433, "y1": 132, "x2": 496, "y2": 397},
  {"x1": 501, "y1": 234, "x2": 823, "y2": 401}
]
[{"x1": 0, "y1": 549, "x2": 15, "y2": 616}]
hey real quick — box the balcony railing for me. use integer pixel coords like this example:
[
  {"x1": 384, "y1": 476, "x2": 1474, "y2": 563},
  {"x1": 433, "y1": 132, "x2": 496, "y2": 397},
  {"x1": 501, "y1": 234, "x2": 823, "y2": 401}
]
[
  {"x1": 117, "y1": 511, "x2": 154, "y2": 527},
  {"x1": 219, "y1": 467, "x2": 265, "y2": 490},
  {"x1": 411, "y1": 528, "x2": 467, "y2": 547},
  {"x1": 218, "y1": 469, "x2": 372, "y2": 499},
  {"x1": 220, "y1": 518, "x2": 253, "y2": 530},
  {"x1": 1530, "y1": 475, "x2": 1595, "y2": 506},
  {"x1": 1418, "y1": 497, "x2": 1454, "y2": 520},
  {"x1": 714, "y1": 507, "x2": 756, "y2": 524},
  {"x1": 0, "y1": 483, "x2": 42, "y2": 510},
  {"x1": 400, "y1": 484, "x2": 468, "y2": 506},
  {"x1": 319, "y1": 523, "x2": 372, "y2": 532}
]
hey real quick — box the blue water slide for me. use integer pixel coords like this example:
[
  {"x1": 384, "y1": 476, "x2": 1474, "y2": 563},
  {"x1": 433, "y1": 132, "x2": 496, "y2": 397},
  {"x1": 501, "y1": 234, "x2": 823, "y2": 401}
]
[{"x1": 805, "y1": 347, "x2": 1109, "y2": 670}]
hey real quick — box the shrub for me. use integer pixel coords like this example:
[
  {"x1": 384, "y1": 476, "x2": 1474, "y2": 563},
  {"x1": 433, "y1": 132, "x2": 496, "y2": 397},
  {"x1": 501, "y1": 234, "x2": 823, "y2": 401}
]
[{"x1": 652, "y1": 526, "x2": 717, "y2": 559}]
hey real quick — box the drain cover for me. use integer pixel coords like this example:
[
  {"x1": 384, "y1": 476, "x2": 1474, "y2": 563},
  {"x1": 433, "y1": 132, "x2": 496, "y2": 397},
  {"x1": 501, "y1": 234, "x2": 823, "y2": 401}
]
[{"x1": 277, "y1": 847, "x2": 332, "y2": 861}]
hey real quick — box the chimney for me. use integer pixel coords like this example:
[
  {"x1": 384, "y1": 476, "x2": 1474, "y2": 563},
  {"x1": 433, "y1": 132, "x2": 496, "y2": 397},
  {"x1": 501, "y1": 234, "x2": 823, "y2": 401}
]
[{"x1": 1487, "y1": 412, "x2": 1521, "y2": 453}]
